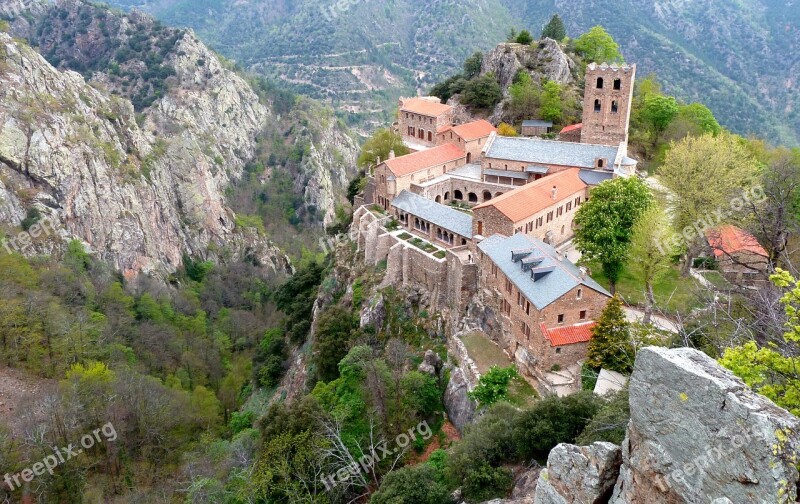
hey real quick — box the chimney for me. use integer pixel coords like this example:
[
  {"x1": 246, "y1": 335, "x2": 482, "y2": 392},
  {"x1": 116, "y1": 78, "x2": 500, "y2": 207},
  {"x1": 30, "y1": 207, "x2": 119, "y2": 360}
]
[
  {"x1": 579, "y1": 266, "x2": 588, "y2": 279},
  {"x1": 389, "y1": 150, "x2": 396, "y2": 160},
  {"x1": 551, "y1": 185, "x2": 558, "y2": 200}
]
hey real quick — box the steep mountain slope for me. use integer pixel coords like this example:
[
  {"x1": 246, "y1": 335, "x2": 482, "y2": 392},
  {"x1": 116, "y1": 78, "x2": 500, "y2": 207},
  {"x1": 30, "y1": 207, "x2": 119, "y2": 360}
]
[
  {"x1": 102, "y1": 0, "x2": 799, "y2": 144},
  {"x1": 0, "y1": 0, "x2": 358, "y2": 276}
]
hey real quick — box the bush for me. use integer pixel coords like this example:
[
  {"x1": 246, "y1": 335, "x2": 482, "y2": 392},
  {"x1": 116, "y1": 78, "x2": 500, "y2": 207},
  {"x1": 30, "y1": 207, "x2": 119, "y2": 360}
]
[
  {"x1": 512, "y1": 391, "x2": 603, "y2": 461},
  {"x1": 20, "y1": 207, "x2": 42, "y2": 232},
  {"x1": 462, "y1": 73, "x2": 503, "y2": 109},
  {"x1": 371, "y1": 464, "x2": 452, "y2": 504},
  {"x1": 576, "y1": 389, "x2": 630, "y2": 445},
  {"x1": 468, "y1": 366, "x2": 517, "y2": 407}
]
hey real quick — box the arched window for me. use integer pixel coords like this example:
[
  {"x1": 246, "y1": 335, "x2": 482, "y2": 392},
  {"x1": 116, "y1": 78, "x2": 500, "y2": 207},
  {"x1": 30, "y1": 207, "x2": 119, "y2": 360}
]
[
  {"x1": 596, "y1": 77, "x2": 604, "y2": 89},
  {"x1": 597, "y1": 159, "x2": 605, "y2": 168},
  {"x1": 577, "y1": 288, "x2": 583, "y2": 300},
  {"x1": 613, "y1": 78, "x2": 622, "y2": 90},
  {"x1": 611, "y1": 100, "x2": 619, "y2": 113},
  {"x1": 483, "y1": 191, "x2": 492, "y2": 201},
  {"x1": 594, "y1": 99, "x2": 601, "y2": 113},
  {"x1": 435, "y1": 195, "x2": 442, "y2": 203},
  {"x1": 444, "y1": 191, "x2": 450, "y2": 200},
  {"x1": 454, "y1": 190, "x2": 464, "y2": 200},
  {"x1": 468, "y1": 192, "x2": 478, "y2": 203},
  {"x1": 427, "y1": 131, "x2": 433, "y2": 142}
]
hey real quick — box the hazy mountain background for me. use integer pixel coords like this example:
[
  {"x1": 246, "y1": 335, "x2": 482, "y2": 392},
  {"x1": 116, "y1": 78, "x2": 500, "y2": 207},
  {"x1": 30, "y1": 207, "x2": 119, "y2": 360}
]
[{"x1": 104, "y1": 0, "x2": 799, "y2": 145}]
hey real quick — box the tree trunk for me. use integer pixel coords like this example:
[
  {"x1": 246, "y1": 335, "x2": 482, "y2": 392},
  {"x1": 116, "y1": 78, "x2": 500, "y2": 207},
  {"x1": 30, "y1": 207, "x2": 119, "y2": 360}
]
[
  {"x1": 643, "y1": 281, "x2": 656, "y2": 325},
  {"x1": 609, "y1": 281, "x2": 616, "y2": 296}
]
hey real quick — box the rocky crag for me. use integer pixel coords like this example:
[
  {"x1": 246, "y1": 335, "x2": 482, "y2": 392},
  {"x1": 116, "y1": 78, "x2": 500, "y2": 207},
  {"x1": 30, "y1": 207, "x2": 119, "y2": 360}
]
[
  {"x1": 494, "y1": 347, "x2": 800, "y2": 504},
  {"x1": 0, "y1": 0, "x2": 358, "y2": 277}
]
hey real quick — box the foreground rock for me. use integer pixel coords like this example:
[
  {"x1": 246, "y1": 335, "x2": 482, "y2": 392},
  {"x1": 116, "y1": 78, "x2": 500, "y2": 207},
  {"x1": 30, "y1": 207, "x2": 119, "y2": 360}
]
[
  {"x1": 444, "y1": 366, "x2": 477, "y2": 433},
  {"x1": 534, "y1": 442, "x2": 621, "y2": 504},
  {"x1": 610, "y1": 347, "x2": 799, "y2": 503}
]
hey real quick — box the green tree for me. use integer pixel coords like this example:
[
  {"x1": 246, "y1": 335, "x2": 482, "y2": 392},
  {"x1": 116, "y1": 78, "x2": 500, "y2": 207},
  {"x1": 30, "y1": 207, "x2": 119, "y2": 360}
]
[
  {"x1": 515, "y1": 30, "x2": 534, "y2": 45},
  {"x1": 628, "y1": 205, "x2": 676, "y2": 323},
  {"x1": 539, "y1": 80, "x2": 563, "y2": 123},
  {"x1": 575, "y1": 26, "x2": 623, "y2": 63},
  {"x1": 658, "y1": 134, "x2": 758, "y2": 272},
  {"x1": 675, "y1": 103, "x2": 721, "y2": 135},
  {"x1": 720, "y1": 269, "x2": 800, "y2": 416},
  {"x1": 508, "y1": 71, "x2": 538, "y2": 120},
  {"x1": 576, "y1": 389, "x2": 630, "y2": 445},
  {"x1": 371, "y1": 464, "x2": 451, "y2": 504},
  {"x1": 313, "y1": 305, "x2": 356, "y2": 382},
  {"x1": 586, "y1": 296, "x2": 634, "y2": 373},
  {"x1": 574, "y1": 177, "x2": 654, "y2": 293},
  {"x1": 357, "y1": 129, "x2": 410, "y2": 169},
  {"x1": 463, "y1": 51, "x2": 483, "y2": 79},
  {"x1": 541, "y1": 14, "x2": 566, "y2": 41},
  {"x1": 468, "y1": 366, "x2": 518, "y2": 407},
  {"x1": 462, "y1": 73, "x2": 503, "y2": 109},
  {"x1": 641, "y1": 95, "x2": 679, "y2": 134}
]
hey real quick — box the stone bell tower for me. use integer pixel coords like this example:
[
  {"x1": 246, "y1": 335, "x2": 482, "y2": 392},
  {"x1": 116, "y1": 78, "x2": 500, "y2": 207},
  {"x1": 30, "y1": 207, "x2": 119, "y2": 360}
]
[{"x1": 581, "y1": 62, "x2": 636, "y2": 146}]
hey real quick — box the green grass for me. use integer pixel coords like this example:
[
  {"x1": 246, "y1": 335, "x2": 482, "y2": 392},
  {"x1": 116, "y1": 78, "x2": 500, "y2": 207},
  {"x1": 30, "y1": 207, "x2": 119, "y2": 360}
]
[
  {"x1": 433, "y1": 250, "x2": 446, "y2": 259},
  {"x1": 701, "y1": 271, "x2": 732, "y2": 291},
  {"x1": 460, "y1": 332, "x2": 538, "y2": 407},
  {"x1": 398, "y1": 232, "x2": 412, "y2": 240},
  {"x1": 585, "y1": 262, "x2": 700, "y2": 314}
]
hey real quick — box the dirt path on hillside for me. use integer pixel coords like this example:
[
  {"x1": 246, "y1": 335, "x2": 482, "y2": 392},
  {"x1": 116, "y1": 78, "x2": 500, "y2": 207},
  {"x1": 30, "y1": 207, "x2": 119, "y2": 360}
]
[{"x1": 0, "y1": 366, "x2": 53, "y2": 438}]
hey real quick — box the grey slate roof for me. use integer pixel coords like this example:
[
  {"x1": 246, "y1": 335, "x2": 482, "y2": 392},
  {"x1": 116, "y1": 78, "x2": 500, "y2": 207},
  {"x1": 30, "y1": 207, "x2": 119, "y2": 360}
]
[
  {"x1": 526, "y1": 165, "x2": 550, "y2": 174},
  {"x1": 578, "y1": 169, "x2": 614, "y2": 186},
  {"x1": 477, "y1": 233, "x2": 610, "y2": 309},
  {"x1": 391, "y1": 190, "x2": 473, "y2": 238},
  {"x1": 486, "y1": 136, "x2": 621, "y2": 169},
  {"x1": 522, "y1": 120, "x2": 553, "y2": 127}
]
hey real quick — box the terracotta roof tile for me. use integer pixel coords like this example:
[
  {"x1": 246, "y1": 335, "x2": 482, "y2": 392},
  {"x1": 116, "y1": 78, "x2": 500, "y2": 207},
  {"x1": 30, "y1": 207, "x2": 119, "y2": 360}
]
[
  {"x1": 473, "y1": 168, "x2": 587, "y2": 223},
  {"x1": 560, "y1": 123, "x2": 583, "y2": 134},
  {"x1": 400, "y1": 97, "x2": 452, "y2": 117},
  {"x1": 540, "y1": 322, "x2": 597, "y2": 347},
  {"x1": 705, "y1": 225, "x2": 767, "y2": 258},
  {"x1": 383, "y1": 143, "x2": 466, "y2": 178},
  {"x1": 451, "y1": 120, "x2": 496, "y2": 140}
]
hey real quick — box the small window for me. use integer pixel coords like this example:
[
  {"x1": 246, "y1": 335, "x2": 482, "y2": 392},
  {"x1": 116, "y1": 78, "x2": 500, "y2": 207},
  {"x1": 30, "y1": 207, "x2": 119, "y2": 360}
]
[
  {"x1": 577, "y1": 288, "x2": 583, "y2": 300},
  {"x1": 613, "y1": 78, "x2": 621, "y2": 90},
  {"x1": 580, "y1": 310, "x2": 587, "y2": 320},
  {"x1": 594, "y1": 99, "x2": 601, "y2": 113},
  {"x1": 611, "y1": 100, "x2": 619, "y2": 113},
  {"x1": 556, "y1": 347, "x2": 562, "y2": 354},
  {"x1": 597, "y1": 159, "x2": 605, "y2": 169},
  {"x1": 596, "y1": 77, "x2": 604, "y2": 89},
  {"x1": 557, "y1": 314, "x2": 565, "y2": 324}
]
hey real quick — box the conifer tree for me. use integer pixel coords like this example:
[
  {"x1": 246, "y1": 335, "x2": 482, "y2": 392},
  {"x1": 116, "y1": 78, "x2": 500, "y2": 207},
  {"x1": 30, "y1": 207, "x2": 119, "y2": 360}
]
[
  {"x1": 587, "y1": 296, "x2": 634, "y2": 373},
  {"x1": 541, "y1": 14, "x2": 566, "y2": 41}
]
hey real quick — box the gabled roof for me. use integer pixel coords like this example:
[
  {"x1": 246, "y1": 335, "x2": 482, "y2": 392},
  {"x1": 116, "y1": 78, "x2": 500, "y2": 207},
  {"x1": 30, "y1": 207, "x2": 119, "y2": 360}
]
[
  {"x1": 560, "y1": 123, "x2": 582, "y2": 134},
  {"x1": 383, "y1": 143, "x2": 465, "y2": 178},
  {"x1": 705, "y1": 225, "x2": 767, "y2": 258},
  {"x1": 485, "y1": 136, "x2": 620, "y2": 169},
  {"x1": 392, "y1": 191, "x2": 472, "y2": 238},
  {"x1": 578, "y1": 169, "x2": 614, "y2": 186},
  {"x1": 477, "y1": 233, "x2": 610, "y2": 310},
  {"x1": 541, "y1": 322, "x2": 597, "y2": 347},
  {"x1": 473, "y1": 168, "x2": 586, "y2": 223},
  {"x1": 446, "y1": 119, "x2": 496, "y2": 140},
  {"x1": 400, "y1": 97, "x2": 452, "y2": 117},
  {"x1": 522, "y1": 120, "x2": 553, "y2": 128}
]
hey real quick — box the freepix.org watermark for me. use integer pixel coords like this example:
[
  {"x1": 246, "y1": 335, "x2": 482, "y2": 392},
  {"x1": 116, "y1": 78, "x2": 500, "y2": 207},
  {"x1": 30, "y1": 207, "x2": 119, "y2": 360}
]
[
  {"x1": 1, "y1": 214, "x2": 59, "y2": 255},
  {"x1": 320, "y1": 0, "x2": 371, "y2": 22},
  {"x1": 655, "y1": 430, "x2": 753, "y2": 491},
  {"x1": 3, "y1": 422, "x2": 117, "y2": 492},
  {"x1": 656, "y1": 185, "x2": 766, "y2": 255},
  {"x1": 321, "y1": 420, "x2": 433, "y2": 491}
]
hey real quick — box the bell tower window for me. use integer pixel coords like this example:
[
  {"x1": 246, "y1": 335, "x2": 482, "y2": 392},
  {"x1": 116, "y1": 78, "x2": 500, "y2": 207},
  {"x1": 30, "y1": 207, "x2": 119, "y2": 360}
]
[
  {"x1": 611, "y1": 100, "x2": 619, "y2": 113},
  {"x1": 594, "y1": 99, "x2": 601, "y2": 113},
  {"x1": 613, "y1": 78, "x2": 622, "y2": 90},
  {"x1": 596, "y1": 77, "x2": 604, "y2": 89}
]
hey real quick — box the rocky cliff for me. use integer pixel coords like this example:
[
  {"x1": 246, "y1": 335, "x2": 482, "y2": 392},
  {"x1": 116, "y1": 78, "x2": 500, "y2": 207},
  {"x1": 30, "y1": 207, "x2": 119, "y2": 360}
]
[
  {"x1": 0, "y1": 0, "x2": 358, "y2": 276},
  {"x1": 513, "y1": 347, "x2": 800, "y2": 504}
]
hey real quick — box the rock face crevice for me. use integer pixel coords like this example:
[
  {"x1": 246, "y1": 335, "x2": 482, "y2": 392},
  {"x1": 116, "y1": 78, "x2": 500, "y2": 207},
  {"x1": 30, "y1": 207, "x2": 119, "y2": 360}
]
[{"x1": 520, "y1": 347, "x2": 799, "y2": 504}]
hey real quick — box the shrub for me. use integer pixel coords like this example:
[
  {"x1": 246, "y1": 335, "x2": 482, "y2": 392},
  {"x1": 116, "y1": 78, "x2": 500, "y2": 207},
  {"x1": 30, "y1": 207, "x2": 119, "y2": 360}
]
[
  {"x1": 371, "y1": 464, "x2": 451, "y2": 504},
  {"x1": 468, "y1": 366, "x2": 517, "y2": 407}
]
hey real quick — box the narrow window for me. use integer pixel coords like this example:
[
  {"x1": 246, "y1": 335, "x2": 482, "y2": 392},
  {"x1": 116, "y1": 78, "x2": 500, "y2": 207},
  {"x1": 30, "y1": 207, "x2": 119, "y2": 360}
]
[
  {"x1": 580, "y1": 310, "x2": 587, "y2": 320},
  {"x1": 594, "y1": 99, "x2": 601, "y2": 113},
  {"x1": 557, "y1": 314, "x2": 565, "y2": 324},
  {"x1": 596, "y1": 77, "x2": 604, "y2": 89},
  {"x1": 613, "y1": 78, "x2": 621, "y2": 90},
  {"x1": 611, "y1": 100, "x2": 619, "y2": 113},
  {"x1": 577, "y1": 288, "x2": 583, "y2": 300}
]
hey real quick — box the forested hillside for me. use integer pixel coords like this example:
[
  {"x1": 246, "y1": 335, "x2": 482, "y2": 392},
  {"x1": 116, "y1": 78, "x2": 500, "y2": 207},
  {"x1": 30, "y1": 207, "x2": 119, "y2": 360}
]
[{"x1": 104, "y1": 0, "x2": 799, "y2": 144}]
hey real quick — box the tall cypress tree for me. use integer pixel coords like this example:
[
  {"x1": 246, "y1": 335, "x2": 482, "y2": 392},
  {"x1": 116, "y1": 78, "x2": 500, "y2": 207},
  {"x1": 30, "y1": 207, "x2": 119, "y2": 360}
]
[
  {"x1": 587, "y1": 296, "x2": 634, "y2": 373},
  {"x1": 541, "y1": 14, "x2": 566, "y2": 41}
]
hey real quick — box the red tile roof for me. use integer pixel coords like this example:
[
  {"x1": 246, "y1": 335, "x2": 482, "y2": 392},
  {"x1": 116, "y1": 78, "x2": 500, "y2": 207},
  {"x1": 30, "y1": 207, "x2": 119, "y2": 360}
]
[
  {"x1": 383, "y1": 143, "x2": 466, "y2": 177},
  {"x1": 560, "y1": 123, "x2": 583, "y2": 134},
  {"x1": 451, "y1": 120, "x2": 496, "y2": 140},
  {"x1": 400, "y1": 97, "x2": 452, "y2": 117},
  {"x1": 540, "y1": 322, "x2": 597, "y2": 347},
  {"x1": 705, "y1": 225, "x2": 767, "y2": 258},
  {"x1": 473, "y1": 168, "x2": 587, "y2": 223}
]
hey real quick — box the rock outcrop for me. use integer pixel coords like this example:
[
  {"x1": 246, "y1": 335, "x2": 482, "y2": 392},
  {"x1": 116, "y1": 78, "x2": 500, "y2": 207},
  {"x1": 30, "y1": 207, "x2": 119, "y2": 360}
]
[
  {"x1": 610, "y1": 347, "x2": 799, "y2": 504},
  {"x1": 444, "y1": 366, "x2": 477, "y2": 433},
  {"x1": 481, "y1": 39, "x2": 576, "y2": 92},
  {"x1": 534, "y1": 442, "x2": 621, "y2": 504}
]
